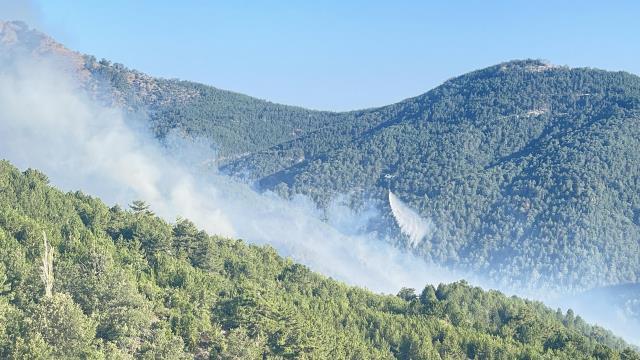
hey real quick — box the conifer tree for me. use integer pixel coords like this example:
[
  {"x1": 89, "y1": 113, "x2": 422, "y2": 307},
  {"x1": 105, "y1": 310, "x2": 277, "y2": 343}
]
[{"x1": 129, "y1": 200, "x2": 154, "y2": 215}]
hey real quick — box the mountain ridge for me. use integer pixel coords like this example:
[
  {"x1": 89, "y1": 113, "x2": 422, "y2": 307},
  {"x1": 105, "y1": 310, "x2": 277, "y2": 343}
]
[
  {"x1": 2, "y1": 19, "x2": 640, "y2": 349},
  {"x1": 0, "y1": 21, "x2": 566, "y2": 112},
  {"x1": 3, "y1": 20, "x2": 640, "y2": 294}
]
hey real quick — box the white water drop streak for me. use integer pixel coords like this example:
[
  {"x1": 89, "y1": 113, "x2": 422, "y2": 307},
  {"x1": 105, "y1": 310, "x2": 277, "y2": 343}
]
[{"x1": 388, "y1": 191, "x2": 432, "y2": 247}]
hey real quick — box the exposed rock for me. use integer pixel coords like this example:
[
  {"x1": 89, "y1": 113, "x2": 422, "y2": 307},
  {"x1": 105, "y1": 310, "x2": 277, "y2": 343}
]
[{"x1": 0, "y1": 20, "x2": 198, "y2": 110}]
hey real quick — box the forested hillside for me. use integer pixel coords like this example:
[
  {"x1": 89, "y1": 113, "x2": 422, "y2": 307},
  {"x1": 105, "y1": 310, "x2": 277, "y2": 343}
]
[
  {"x1": 4, "y1": 21, "x2": 640, "y2": 292},
  {"x1": 83, "y1": 55, "x2": 355, "y2": 159},
  {"x1": 0, "y1": 161, "x2": 637, "y2": 359},
  {"x1": 1, "y1": 20, "x2": 351, "y2": 160},
  {"x1": 223, "y1": 61, "x2": 640, "y2": 292},
  {"x1": 87, "y1": 50, "x2": 640, "y2": 292}
]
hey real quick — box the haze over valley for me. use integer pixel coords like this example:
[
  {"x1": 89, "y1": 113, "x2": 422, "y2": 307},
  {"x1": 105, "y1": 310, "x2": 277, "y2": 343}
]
[{"x1": 0, "y1": 4, "x2": 639, "y2": 358}]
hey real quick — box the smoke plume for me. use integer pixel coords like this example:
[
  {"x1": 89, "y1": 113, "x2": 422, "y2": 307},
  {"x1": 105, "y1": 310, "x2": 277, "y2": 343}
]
[
  {"x1": 0, "y1": 1, "x2": 42, "y2": 26},
  {"x1": 0, "y1": 55, "x2": 462, "y2": 294},
  {"x1": 0, "y1": 51, "x2": 637, "y2": 345}
]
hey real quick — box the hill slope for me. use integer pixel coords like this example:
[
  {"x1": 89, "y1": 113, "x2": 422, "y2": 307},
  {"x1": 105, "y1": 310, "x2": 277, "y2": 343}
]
[
  {"x1": 0, "y1": 160, "x2": 637, "y2": 359},
  {"x1": 224, "y1": 60, "x2": 640, "y2": 292},
  {"x1": 3, "y1": 21, "x2": 640, "y2": 293},
  {"x1": 0, "y1": 20, "x2": 354, "y2": 160}
]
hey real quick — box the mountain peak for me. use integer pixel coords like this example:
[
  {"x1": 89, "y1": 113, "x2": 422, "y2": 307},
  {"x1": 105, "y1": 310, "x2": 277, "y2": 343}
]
[
  {"x1": 0, "y1": 20, "x2": 86, "y2": 71},
  {"x1": 0, "y1": 20, "x2": 29, "y2": 45},
  {"x1": 473, "y1": 59, "x2": 562, "y2": 80},
  {"x1": 497, "y1": 59, "x2": 558, "y2": 71},
  {"x1": 1, "y1": 20, "x2": 56, "y2": 50}
]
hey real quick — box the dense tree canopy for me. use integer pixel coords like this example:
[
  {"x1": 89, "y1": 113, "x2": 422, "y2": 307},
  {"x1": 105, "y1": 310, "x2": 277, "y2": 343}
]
[
  {"x1": 0, "y1": 161, "x2": 637, "y2": 359},
  {"x1": 89, "y1": 58, "x2": 640, "y2": 293},
  {"x1": 221, "y1": 61, "x2": 640, "y2": 292},
  {"x1": 7, "y1": 22, "x2": 640, "y2": 294},
  {"x1": 3, "y1": 23, "x2": 640, "y2": 358}
]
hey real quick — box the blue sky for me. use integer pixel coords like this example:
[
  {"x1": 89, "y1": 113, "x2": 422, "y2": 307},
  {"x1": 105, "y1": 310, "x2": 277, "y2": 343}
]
[{"x1": 8, "y1": 0, "x2": 640, "y2": 111}]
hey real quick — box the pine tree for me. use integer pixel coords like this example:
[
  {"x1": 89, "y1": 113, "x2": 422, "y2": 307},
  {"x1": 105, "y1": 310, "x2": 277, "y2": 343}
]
[{"x1": 129, "y1": 200, "x2": 153, "y2": 215}]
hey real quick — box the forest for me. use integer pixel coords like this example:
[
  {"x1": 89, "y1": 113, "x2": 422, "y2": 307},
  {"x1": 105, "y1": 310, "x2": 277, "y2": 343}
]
[
  {"x1": 0, "y1": 160, "x2": 637, "y2": 359},
  {"x1": 87, "y1": 58, "x2": 640, "y2": 292},
  {"x1": 2, "y1": 18, "x2": 640, "y2": 360},
  {"x1": 223, "y1": 61, "x2": 640, "y2": 292}
]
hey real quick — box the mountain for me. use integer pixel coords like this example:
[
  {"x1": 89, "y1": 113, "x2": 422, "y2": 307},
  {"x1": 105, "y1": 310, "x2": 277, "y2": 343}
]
[
  {"x1": 0, "y1": 20, "x2": 351, "y2": 160},
  {"x1": 3, "y1": 21, "x2": 639, "y2": 294},
  {"x1": 114, "y1": 54, "x2": 640, "y2": 293},
  {"x1": 0, "y1": 160, "x2": 637, "y2": 359},
  {"x1": 224, "y1": 60, "x2": 640, "y2": 293}
]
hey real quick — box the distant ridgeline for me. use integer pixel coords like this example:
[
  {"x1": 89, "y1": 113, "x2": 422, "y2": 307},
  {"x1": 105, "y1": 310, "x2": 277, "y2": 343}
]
[
  {"x1": 96, "y1": 56, "x2": 640, "y2": 293},
  {"x1": 4, "y1": 21, "x2": 639, "y2": 292},
  {"x1": 0, "y1": 160, "x2": 638, "y2": 358}
]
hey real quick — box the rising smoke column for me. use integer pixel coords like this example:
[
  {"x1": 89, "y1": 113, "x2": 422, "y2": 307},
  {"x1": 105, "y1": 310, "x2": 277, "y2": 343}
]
[
  {"x1": 1, "y1": 42, "x2": 638, "y2": 346},
  {"x1": 388, "y1": 191, "x2": 432, "y2": 247},
  {"x1": 0, "y1": 54, "x2": 462, "y2": 294}
]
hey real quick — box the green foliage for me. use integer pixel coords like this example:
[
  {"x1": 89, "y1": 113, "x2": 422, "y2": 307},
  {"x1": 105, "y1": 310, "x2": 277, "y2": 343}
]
[
  {"x1": 0, "y1": 160, "x2": 636, "y2": 358},
  {"x1": 84, "y1": 55, "x2": 350, "y2": 159},
  {"x1": 130, "y1": 200, "x2": 153, "y2": 215},
  {"x1": 26, "y1": 293, "x2": 97, "y2": 358},
  {"x1": 220, "y1": 60, "x2": 640, "y2": 292},
  {"x1": 91, "y1": 57, "x2": 640, "y2": 292}
]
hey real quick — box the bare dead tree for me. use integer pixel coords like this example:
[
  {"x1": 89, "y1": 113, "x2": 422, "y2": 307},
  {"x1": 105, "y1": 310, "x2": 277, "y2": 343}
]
[{"x1": 41, "y1": 230, "x2": 54, "y2": 297}]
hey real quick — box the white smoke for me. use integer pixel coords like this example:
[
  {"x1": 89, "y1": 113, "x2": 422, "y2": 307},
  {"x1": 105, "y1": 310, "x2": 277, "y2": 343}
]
[
  {"x1": 389, "y1": 191, "x2": 432, "y2": 247},
  {"x1": 0, "y1": 53, "x2": 637, "y2": 346},
  {"x1": 0, "y1": 55, "x2": 462, "y2": 294},
  {"x1": 0, "y1": 0, "x2": 41, "y2": 26}
]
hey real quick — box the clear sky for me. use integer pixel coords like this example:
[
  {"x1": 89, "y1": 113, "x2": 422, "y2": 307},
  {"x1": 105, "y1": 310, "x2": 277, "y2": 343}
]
[{"x1": 5, "y1": 0, "x2": 639, "y2": 111}]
